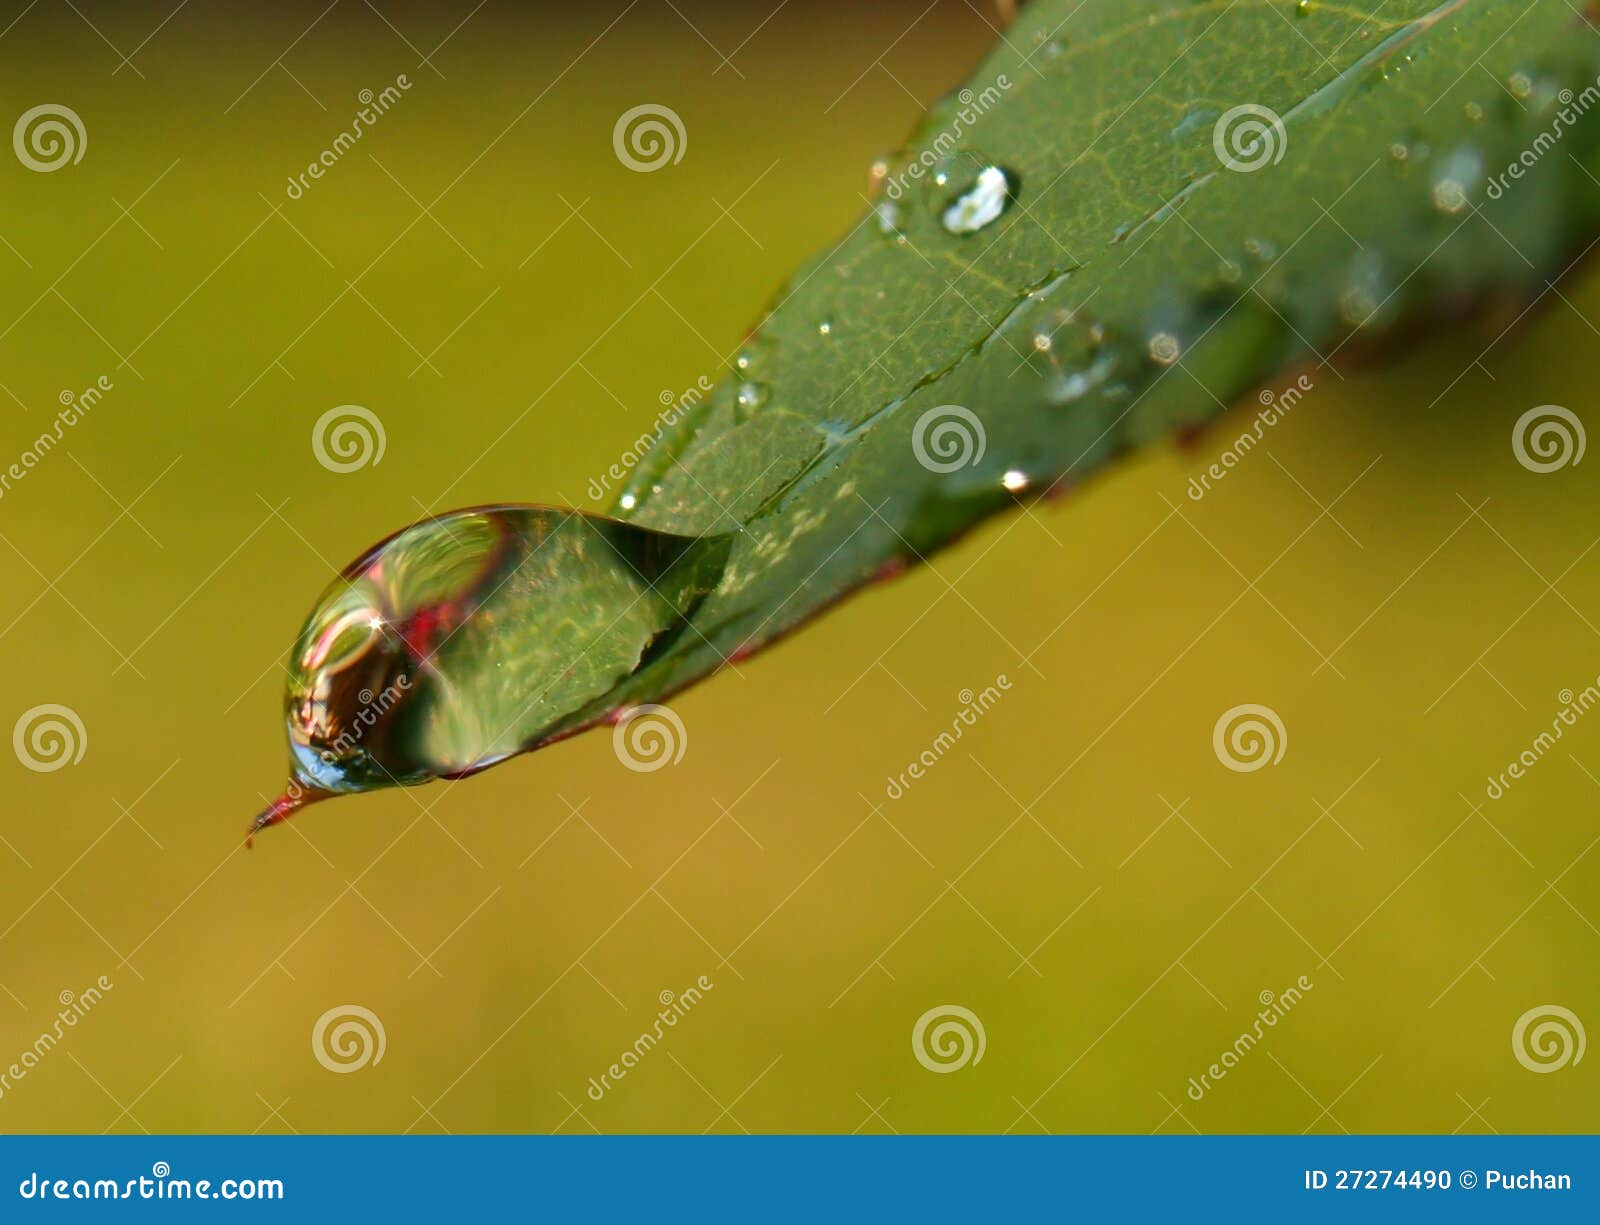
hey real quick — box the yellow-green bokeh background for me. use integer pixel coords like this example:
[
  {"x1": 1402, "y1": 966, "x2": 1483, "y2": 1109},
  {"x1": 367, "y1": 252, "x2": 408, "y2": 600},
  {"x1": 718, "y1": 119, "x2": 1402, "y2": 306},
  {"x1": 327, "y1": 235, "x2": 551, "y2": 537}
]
[{"x1": 1, "y1": 0, "x2": 1596, "y2": 1133}]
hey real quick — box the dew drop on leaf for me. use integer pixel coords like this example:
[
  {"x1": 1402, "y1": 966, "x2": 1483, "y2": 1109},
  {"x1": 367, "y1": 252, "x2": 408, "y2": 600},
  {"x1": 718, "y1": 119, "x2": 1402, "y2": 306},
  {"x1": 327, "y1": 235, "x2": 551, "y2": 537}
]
[
  {"x1": 1147, "y1": 332, "x2": 1182, "y2": 366},
  {"x1": 735, "y1": 380, "x2": 770, "y2": 416},
  {"x1": 251, "y1": 507, "x2": 733, "y2": 833},
  {"x1": 940, "y1": 165, "x2": 1015, "y2": 235}
]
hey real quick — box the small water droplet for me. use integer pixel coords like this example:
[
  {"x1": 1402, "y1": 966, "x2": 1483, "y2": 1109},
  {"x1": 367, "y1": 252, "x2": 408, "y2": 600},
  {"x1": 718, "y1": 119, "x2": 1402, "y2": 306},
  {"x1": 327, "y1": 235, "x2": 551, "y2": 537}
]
[
  {"x1": 1339, "y1": 252, "x2": 1390, "y2": 328},
  {"x1": 1032, "y1": 330, "x2": 1053, "y2": 354},
  {"x1": 941, "y1": 165, "x2": 1015, "y2": 235},
  {"x1": 735, "y1": 381, "x2": 770, "y2": 414},
  {"x1": 1002, "y1": 469, "x2": 1029, "y2": 492},
  {"x1": 1294, "y1": 0, "x2": 1312, "y2": 15},
  {"x1": 875, "y1": 200, "x2": 902, "y2": 235},
  {"x1": 1508, "y1": 71, "x2": 1533, "y2": 100},
  {"x1": 1463, "y1": 100, "x2": 1484, "y2": 122},
  {"x1": 1147, "y1": 332, "x2": 1182, "y2": 366},
  {"x1": 1170, "y1": 108, "x2": 1217, "y2": 141},
  {"x1": 1431, "y1": 146, "x2": 1482, "y2": 215},
  {"x1": 618, "y1": 493, "x2": 637, "y2": 510},
  {"x1": 817, "y1": 320, "x2": 832, "y2": 337}
]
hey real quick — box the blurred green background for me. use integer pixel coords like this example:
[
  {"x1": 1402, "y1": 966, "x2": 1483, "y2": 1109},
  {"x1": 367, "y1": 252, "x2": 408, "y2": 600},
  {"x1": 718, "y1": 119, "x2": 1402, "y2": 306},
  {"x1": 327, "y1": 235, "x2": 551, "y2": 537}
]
[{"x1": 0, "y1": 0, "x2": 1596, "y2": 1134}]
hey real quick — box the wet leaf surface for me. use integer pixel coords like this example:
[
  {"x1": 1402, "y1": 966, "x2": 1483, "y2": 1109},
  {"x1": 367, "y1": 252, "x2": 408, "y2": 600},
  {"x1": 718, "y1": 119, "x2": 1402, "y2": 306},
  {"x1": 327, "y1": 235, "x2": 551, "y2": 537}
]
[{"x1": 270, "y1": 0, "x2": 1600, "y2": 810}]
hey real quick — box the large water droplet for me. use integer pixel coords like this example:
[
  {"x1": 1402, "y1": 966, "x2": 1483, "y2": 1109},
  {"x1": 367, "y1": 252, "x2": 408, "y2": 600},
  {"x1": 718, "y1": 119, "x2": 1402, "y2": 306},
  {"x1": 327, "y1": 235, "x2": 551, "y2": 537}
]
[{"x1": 254, "y1": 507, "x2": 732, "y2": 832}]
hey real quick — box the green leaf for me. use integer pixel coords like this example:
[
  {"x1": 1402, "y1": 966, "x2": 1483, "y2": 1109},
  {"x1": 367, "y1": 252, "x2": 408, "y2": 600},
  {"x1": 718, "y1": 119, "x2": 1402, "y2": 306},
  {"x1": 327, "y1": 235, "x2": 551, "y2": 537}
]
[
  {"x1": 591, "y1": 0, "x2": 1600, "y2": 725},
  {"x1": 264, "y1": 0, "x2": 1600, "y2": 817}
]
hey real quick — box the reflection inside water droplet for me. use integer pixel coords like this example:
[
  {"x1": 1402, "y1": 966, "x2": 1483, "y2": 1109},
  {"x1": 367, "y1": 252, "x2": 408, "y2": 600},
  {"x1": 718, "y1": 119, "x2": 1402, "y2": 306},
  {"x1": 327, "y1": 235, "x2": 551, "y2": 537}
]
[
  {"x1": 276, "y1": 507, "x2": 732, "y2": 802},
  {"x1": 941, "y1": 165, "x2": 1016, "y2": 235},
  {"x1": 735, "y1": 380, "x2": 770, "y2": 418}
]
